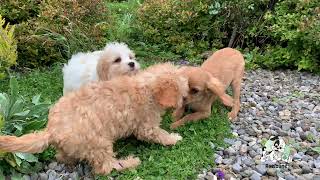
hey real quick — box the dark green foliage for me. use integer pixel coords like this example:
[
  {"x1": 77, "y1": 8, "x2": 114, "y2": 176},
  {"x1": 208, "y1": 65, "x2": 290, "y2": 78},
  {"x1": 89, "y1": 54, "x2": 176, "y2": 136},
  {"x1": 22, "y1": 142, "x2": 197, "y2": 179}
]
[
  {"x1": 136, "y1": 0, "x2": 320, "y2": 72},
  {"x1": 2, "y1": 0, "x2": 108, "y2": 68},
  {"x1": 0, "y1": 0, "x2": 40, "y2": 24}
]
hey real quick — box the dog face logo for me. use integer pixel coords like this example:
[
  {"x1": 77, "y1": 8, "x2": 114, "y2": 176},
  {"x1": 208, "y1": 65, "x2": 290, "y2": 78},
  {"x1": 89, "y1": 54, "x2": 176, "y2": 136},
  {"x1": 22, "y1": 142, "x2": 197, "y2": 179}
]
[{"x1": 261, "y1": 136, "x2": 292, "y2": 163}]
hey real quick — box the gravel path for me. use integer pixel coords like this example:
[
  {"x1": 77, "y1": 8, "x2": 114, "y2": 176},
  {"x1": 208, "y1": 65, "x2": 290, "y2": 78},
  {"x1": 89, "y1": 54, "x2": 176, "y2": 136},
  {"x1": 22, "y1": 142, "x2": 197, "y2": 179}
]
[
  {"x1": 21, "y1": 69, "x2": 320, "y2": 180},
  {"x1": 198, "y1": 69, "x2": 320, "y2": 180}
]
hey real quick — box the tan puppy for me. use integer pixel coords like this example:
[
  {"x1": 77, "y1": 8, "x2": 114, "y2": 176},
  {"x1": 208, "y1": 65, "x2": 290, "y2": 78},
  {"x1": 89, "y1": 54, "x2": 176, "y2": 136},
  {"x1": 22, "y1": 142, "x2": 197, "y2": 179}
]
[
  {"x1": 171, "y1": 48, "x2": 245, "y2": 129},
  {"x1": 0, "y1": 64, "x2": 188, "y2": 175}
]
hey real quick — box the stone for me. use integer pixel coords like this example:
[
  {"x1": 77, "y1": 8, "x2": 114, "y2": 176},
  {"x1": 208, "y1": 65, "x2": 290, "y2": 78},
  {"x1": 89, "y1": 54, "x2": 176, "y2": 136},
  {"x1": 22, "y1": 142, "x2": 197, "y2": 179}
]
[
  {"x1": 285, "y1": 175, "x2": 296, "y2": 180},
  {"x1": 204, "y1": 173, "x2": 216, "y2": 180},
  {"x1": 243, "y1": 158, "x2": 254, "y2": 167},
  {"x1": 314, "y1": 159, "x2": 320, "y2": 169},
  {"x1": 232, "y1": 163, "x2": 242, "y2": 173},
  {"x1": 302, "y1": 166, "x2": 312, "y2": 174},
  {"x1": 30, "y1": 174, "x2": 39, "y2": 180},
  {"x1": 293, "y1": 153, "x2": 303, "y2": 160},
  {"x1": 240, "y1": 145, "x2": 248, "y2": 155},
  {"x1": 47, "y1": 170, "x2": 58, "y2": 180},
  {"x1": 267, "y1": 168, "x2": 276, "y2": 176},
  {"x1": 39, "y1": 173, "x2": 48, "y2": 180},
  {"x1": 250, "y1": 171, "x2": 262, "y2": 180},
  {"x1": 282, "y1": 123, "x2": 292, "y2": 131},
  {"x1": 69, "y1": 172, "x2": 79, "y2": 180},
  {"x1": 222, "y1": 158, "x2": 233, "y2": 165},
  {"x1": 255, "y1": 164, "x2": 267, "y2": 175},
  {"x1": 279, "y1": 110, "x2": 291, "y2": 120},
  {"x1": 48, "y1": 162, "x2": 58, "y2": 170},
  {"x1": 313, "y1": 175, "x2": 320, "y2": 180},
  {"x1": 22, "y1": 175, "x2": 31, "y2": 180},
  {"x1": 224, "y1": 138, "x2": 235, "y2": 145},
  {"x1": 225, "y1": 147, "x2": 237, "y2": 156},
  {"x1": 215, "y1": 155, "x2": 222, "y2": 164}
]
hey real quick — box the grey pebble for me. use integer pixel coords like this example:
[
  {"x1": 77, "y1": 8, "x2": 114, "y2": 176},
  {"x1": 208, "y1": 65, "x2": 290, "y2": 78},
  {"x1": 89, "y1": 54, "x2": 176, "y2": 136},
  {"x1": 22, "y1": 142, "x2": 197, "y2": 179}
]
[
  {"x1": 39, "y1": 173, "x2": 48, "y2": 180},
  {"x1": 255, "y1": 164, "x2": 267, "y2": 175},
  {"x1": 215, "y1": 155, "x2": 222, "y2": 164},
  {"x1": 69, "y1": 172, "x2": 79, "y2": 180},
  {"x1": 30, "y1": 174, "x2": 39, "y2": 180},
  {"x1": 232, "y1": 163, "x2": 242, "y2": 173},
  {"x1": 314, "y1": 159, "x2": 320, "y2": 169},
  {"x1": 285, "y1": 175, "x2": 296, "y2": 180},
  {"x1": 250, "y1": 171, "x2": 262, "y2": 180}
]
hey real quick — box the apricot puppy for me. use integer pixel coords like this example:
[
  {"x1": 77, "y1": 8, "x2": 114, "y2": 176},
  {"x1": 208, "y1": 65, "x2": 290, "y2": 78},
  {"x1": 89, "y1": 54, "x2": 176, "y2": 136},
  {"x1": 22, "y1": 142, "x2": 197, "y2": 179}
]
[
  {"x1": 0, "y1": 64, "x2": 188, "y2": 175},
  {"x1": 171, "y1": 48, "x2": 245, "y2": 129}
]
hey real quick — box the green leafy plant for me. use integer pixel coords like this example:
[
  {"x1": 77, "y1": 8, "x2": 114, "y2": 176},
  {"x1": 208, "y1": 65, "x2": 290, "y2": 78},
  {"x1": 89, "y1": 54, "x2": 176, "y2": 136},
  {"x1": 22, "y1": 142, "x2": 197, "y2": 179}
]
[
  {"x1": 0, "y1": 77, "x2": 51, "y2": 174},
  {"x1": 246, "y1": 0, "x2": 320, "y2": 73},
  {"x1": 0, "y1": 0, "x2": 40, "y2": 24},
  {"x1": 0, "y1": 15, "x2": 17, "y2": 79},
  {"x1": 8, "y1": 0, "x2": 109, "y2": 68}
]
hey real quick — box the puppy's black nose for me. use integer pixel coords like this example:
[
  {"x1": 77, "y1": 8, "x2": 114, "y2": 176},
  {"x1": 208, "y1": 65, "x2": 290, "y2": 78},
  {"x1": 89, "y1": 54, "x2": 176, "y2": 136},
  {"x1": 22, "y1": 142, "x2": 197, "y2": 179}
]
[{"x1": 128, "y1": 62, "x2": 135, "y2": 68}]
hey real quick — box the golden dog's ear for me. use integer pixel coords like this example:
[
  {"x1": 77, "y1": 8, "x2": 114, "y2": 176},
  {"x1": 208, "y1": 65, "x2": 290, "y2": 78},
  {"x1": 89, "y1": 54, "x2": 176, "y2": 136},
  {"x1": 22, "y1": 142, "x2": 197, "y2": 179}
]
[
  {"x1": 153, "y1": 75, "x2": 179, "y2": 108},
  {"x1": 206, "y1": 77, "x2": 234, "y2": 107},
  {"x1": 97, "y1": 58, "x2": 111, "y2": 81}
]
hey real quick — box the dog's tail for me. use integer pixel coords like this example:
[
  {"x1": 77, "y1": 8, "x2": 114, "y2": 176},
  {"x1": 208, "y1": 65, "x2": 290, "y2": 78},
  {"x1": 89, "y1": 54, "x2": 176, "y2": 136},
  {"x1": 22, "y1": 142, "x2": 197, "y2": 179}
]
[{"x1": 0, "y1": 130, "x2": 50, "y2": 153}]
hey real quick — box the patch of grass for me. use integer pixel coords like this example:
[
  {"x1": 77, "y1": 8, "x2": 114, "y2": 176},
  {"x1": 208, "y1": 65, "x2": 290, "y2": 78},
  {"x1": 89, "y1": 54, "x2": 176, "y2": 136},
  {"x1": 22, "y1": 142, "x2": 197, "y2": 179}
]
[
  {"x1": 0, "y1": 64, "x2": 63, "y2": 102},
  {"x1": 98, "y1": 103, "x2": 231, "y2": 179},
  {"x1": 0, "y1": 62, "x2": 232, "y2": 179}
]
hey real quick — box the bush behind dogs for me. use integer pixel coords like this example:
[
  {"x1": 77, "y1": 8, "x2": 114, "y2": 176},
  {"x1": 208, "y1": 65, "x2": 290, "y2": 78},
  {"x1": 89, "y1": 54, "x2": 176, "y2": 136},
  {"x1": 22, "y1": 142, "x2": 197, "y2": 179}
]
[
  {"x1": 2, "y1": 0, "x2": 108, "y2": 68},
  {"x1": 137, "y1": 0, "x2": 320, "y2": 73}
]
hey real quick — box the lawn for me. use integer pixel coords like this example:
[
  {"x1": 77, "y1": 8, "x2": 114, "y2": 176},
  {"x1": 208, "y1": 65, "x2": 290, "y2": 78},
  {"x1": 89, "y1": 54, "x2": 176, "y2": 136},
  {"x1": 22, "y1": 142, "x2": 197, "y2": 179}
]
[{"x1": 0, "y1": 61, "x2": 232, "y2": 179}]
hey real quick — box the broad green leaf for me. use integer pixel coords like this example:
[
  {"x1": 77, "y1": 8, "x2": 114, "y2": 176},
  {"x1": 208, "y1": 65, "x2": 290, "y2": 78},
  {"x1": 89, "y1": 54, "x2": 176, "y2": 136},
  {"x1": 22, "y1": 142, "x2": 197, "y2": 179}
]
[
  {"x1": 26, "y1": 103, "x2": 50, "y2": 118},
  {"x1": 9, "y1": 77, "x2": 18, "y2": 97},
  {"x1": 0, "y1": 93, "x2": 7, "y2": 106},
  {"x1": 13, "y1": 154, "x2": 22, "y2": 166},
  {"x1": 5, "y1": 153, "x2": 17, "y2": 167},
  {"x1": 8, "y1": 98, "x2": 25, "y2": 119},
  {"x1": 14, "y1": 152, "x2": 38, "y2": 163},
  {"x1": 23, "y1": 120, "x2": 47, "y2": 133},
  {"x1": 14, "y1": 110, "x2": 30, "y2": 117},
  {"x1": 32, "y1": 94, "x2": 41, "y2": 105},
  {"x1": 13, "y1": 124, "x2": 23, "y2": 131}
]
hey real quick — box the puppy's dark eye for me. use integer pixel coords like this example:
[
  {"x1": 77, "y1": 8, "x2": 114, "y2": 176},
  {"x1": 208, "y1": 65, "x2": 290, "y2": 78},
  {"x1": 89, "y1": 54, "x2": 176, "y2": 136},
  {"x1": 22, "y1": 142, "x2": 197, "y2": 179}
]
[
  {"x1": 114, "y1": 58, "x2": 121, "y2": 63},
  {"x1": 190, "y1": 88, "x2": 199, "y2": 94},
  {"x1": 129, "y1": 55, "x2": 134, "y2": 60}
]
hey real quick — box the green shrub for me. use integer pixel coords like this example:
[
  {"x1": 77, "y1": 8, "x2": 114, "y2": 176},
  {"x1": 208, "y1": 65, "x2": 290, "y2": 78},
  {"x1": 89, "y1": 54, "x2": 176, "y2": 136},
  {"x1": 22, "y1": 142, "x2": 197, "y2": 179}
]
[
  {"x1": 251, "y1": 0, "x2": 320, "y2": 72},
  {"x1": 137, "y1": 0, "x2": 215, "y2": 58},
  {"x1": 0, "y1": 0, "x2": 40, "y2": 24},
  {"x1": 13, "y1": 0, "x2": 108, "y2": 68},
  {"x1": 0, "y1": 77, "x2": 51, "y2": 175},
  {"x1": 0, "y1": 15, "x2": 17, "y2": 79}
]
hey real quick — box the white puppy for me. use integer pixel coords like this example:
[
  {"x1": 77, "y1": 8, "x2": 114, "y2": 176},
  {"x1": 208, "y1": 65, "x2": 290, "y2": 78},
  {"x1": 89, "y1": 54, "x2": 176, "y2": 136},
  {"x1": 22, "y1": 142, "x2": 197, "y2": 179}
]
[{"x1": 63, "y1": 42, "x2": 140, "y2": 95}]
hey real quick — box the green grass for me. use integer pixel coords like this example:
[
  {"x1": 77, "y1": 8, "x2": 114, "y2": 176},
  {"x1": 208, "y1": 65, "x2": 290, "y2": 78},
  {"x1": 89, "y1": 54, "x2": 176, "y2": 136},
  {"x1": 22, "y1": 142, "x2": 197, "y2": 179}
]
[{"x1": 0, "y1": 61, "x2": 232, "y2": 179}]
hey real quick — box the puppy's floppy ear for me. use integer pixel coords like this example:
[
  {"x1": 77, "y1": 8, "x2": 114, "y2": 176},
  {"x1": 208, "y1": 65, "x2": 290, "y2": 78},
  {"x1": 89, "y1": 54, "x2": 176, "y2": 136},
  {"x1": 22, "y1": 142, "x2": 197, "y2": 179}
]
[
  {"x1": 206, "y1": 77, "x2": 234, "y2": 107},
  {"x1": 97, "y1": 58, "x2": 111, "y2": 81},
  {"x1": 153, "y1": 75, "x2": 179, "y2": 108}
]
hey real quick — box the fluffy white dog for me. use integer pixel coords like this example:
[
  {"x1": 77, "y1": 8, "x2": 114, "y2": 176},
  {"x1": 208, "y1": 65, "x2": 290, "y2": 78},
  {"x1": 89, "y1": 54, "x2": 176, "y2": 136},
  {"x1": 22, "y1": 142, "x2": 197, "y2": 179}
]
[{"x1": 63, "y1": 42, "x2": 140, "y2": 95}]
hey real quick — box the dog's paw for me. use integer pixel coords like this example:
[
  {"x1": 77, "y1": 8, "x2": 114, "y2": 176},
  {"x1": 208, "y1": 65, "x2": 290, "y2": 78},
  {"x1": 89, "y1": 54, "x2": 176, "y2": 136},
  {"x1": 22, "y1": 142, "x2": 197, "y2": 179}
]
[
  {"x1": 228, "y1": 112, "x2": 237, "y2": 121},
  {"x1": 165, "y1": 133, "x2": 182, "y2": 145},
  {"x1": 113, "y1": 156, "x2": 141, "y2": 171}
]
